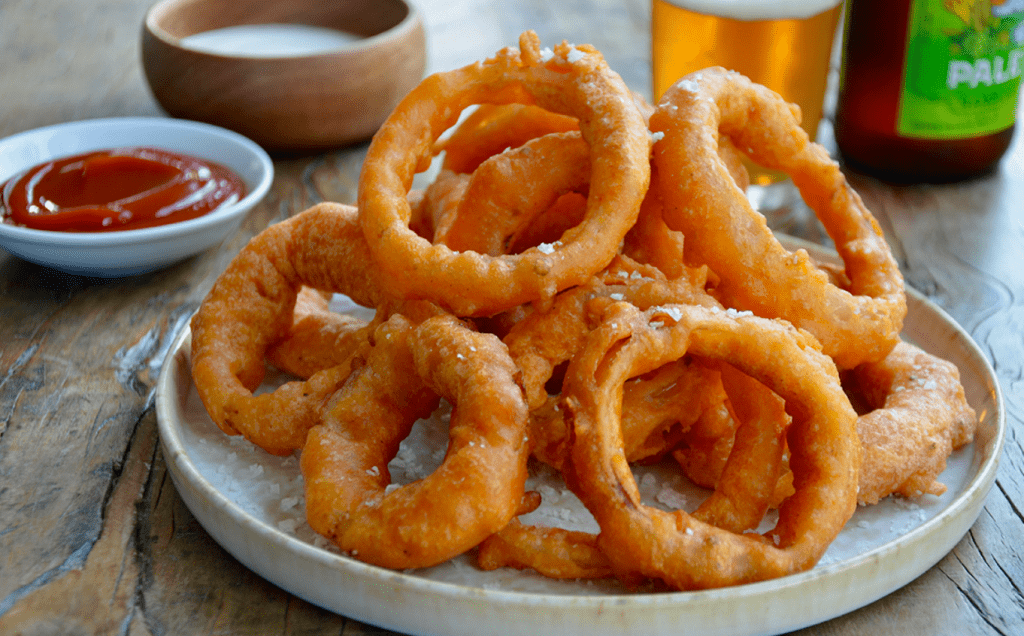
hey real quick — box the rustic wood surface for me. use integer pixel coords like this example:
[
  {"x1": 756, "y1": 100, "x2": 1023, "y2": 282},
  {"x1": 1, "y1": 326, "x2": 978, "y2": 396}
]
[{"x1": 0, "y1": 0, "x2": 1021, "y2": 635}]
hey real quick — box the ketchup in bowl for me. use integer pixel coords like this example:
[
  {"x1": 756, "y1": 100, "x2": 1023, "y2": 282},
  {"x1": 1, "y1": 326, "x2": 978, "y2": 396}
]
[{"x1": 0, "y1": 147, "x2": 247, "y2": 232}]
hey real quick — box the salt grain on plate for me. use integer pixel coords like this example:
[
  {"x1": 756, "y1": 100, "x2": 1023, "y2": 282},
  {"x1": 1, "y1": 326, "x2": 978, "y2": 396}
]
[{"x1": 655, "y1": 485, "x2": 688, "y2": 510}]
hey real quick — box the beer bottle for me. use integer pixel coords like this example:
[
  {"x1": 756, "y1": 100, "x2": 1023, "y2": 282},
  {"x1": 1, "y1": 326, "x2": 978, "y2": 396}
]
[{"x1": 834, "y1": 0, "x2": 1024, "y2": 182}]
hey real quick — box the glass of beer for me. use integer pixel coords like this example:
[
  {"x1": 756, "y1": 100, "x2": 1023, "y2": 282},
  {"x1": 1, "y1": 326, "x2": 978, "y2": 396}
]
[{"x1": 651, "y1": 0, "x2": 844, "y2": 231}]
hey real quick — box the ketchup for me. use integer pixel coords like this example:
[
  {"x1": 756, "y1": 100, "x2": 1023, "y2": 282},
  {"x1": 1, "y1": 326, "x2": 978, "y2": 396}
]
[{"x1": 0, "y1": 147, "x2": 247, "y2": 232}]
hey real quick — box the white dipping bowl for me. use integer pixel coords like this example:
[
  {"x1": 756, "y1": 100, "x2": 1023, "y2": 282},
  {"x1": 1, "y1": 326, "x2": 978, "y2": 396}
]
[{"x1": 0, "y1": 117, "x2": 273, "y2": 276}]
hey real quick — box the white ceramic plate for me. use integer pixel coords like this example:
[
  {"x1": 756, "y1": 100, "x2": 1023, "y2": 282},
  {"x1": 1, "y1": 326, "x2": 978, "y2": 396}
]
[
  {"x1": 155, "y1": 241, "x2": 1004, "y2": 636},
  {"x1": 0, "y1": 117, "x2": 273, "y2": 276}
]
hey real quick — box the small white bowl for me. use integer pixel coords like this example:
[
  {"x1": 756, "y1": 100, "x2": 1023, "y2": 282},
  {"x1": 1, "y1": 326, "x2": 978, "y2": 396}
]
[{"x1": 0, "y1": 117, "x2": 273, "y2": 277}]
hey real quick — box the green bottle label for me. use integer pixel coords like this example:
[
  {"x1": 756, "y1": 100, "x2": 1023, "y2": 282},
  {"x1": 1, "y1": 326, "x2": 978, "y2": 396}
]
[{"x1": 898, "y1": 0, "x2": 1024, "y2": 139}]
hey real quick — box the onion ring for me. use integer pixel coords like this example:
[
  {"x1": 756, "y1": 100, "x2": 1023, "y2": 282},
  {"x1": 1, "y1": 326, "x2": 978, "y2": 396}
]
[
  {"x1": 440, "y1": 131, "x2": 590, "y2": 255},
  {"x1": 437, "y1": 103, "x2": 579, "y2": 175},
  {"x1": 689, "y1": 361, "x2": 790, "y2": 532},
  {"x1": 301, "y1": 312, "x2": 531, "y2": 569},
  {"x1": 264, "y1": 286, "x2": 370, "y2": 379},
  {"x1": 849, "y1": 340, "x2": 977, "y2": 504},
  {"x1": 561, "y1": 301, "x2": 860, "y2": 590},
  {"x1": 416, "y1": 169, "x2": 473, "y2": 243},
  {"x1": 526, "y1": 355, "x2": 724, "y2": 470},
  {"x1": 503, "y1": 254, "x2": 714, "y2": 411},
  {"x1": 477, "y1": 518, "x2": 613, "y2": 580},
  {"x1": 190, "y1": 203, "x2": 383, "y2": 455},
  {"x1": 436, "y1": 128, "x2": 742, "y2": 280},
  {"x1": 358, "y1": 30, "x2": 651, "y2": 316},
  {"x1": 650, "y1": 67, "x2": 906, "y2": 369}
]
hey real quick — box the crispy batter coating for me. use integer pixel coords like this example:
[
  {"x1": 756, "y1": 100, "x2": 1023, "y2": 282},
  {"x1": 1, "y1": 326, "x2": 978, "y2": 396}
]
[
  {"x1": 851, "y1": 341, "x2": 977, "y2": 504},
  {"x1": 651, "y1": 67, "x2": 907, "y2": 369},
  {"x1": 302, "y1": 313, "x2": 531, "y2": 569},
  {"x1": 190, "y1": 203, "x2": 383, "y2": 455},
  {"x1": 358, "y1": 31, "x2": 652, "y2": 316},
  {"x1": 562, "y1": 302, "x2": 860, "y2": 590}
]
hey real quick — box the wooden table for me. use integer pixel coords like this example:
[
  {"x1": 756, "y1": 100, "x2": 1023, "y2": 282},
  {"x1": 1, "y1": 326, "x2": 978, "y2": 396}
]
[{"x1": 1, "y1": 1, "x2": 1020, "y2": 634}]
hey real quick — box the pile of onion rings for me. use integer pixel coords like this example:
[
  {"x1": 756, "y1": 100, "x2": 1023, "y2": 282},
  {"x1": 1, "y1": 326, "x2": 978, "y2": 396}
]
[{"x1": 189, "y1": 32, "x2": 977, "y2": 590}]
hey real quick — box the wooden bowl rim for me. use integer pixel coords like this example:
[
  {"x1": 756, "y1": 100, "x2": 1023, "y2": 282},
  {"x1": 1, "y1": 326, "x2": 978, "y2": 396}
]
[{"x1": 143, "y1": 0, "x2": 422, "y2": 60}]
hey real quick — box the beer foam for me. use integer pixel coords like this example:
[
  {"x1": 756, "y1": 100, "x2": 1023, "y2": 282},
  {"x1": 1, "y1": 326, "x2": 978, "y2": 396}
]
[{"x1": 662, "y1": 0, "x2": 842, "y2": 21}]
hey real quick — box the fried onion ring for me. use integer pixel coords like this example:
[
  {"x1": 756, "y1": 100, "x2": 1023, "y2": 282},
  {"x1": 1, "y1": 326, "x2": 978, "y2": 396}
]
[
  {"x1": 850, "y1": 340, "x2": 977, "y2": 504},
  {"x1": 477, "y1": 518, "x2": 613, "y2": 580},
  {"x1": 437, "y1": 103, "x2": 579, "y2": 175},
  {"x1": 190, "y1": 203, "x2": 383, "y2": 455},
  {"x1": 503, "y1": 254, "x2": 714, "y2": 411},
  {"x1": 440, "y1": 131, "x2": 590, "y2": 255},
  {"x1": 301, "y1": 312, "x2": 531, "y2": 569},
  {"x1": 358, "y1": 31, "x2": 651, "y2": 316},
  {"x1": 264, "y1": 286, "x2": 370, "y2": 379},
  {"x1": 686, "y1": 361, "x2": 791, "y2": 532},
  {"x1": 562, "y1": 301, "x2": 860, "y2": 590},
  {"x1": 651, "y1": 67, "x2": 906, "y2": 369}
]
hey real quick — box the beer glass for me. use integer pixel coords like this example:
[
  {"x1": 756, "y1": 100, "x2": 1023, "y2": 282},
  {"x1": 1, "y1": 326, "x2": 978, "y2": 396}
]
[{"x1": 651, "y1": 0, "x2": 843, "y2": 230}]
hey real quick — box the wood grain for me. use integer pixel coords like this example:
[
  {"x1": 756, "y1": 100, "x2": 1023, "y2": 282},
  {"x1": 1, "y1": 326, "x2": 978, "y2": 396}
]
[{"x1": 1, "y1": 0, "x2": 1021, "y2": 634}]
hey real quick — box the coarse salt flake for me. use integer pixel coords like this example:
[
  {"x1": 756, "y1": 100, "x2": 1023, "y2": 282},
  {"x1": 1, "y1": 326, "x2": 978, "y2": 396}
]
[
  {"x1": 566, "y1": 46, "x2": 586, "y2": 63},
  {"x1": 656, "y1": 485, "x2": 688, "y2": 510},
  {"x1": 725, "y1": 308, "x2": 754, "y2": 318},
  {"x1": 679, "y1": 79, "x2": 700, "y2": 92},
  {"x1": 653, "y1": 305, "x2": 683, "y2": 322}
]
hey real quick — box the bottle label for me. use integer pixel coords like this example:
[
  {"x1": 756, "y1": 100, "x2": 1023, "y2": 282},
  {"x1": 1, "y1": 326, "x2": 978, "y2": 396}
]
[{"x1": 898, "y1": 0, "x2": 1024, "y2": 139}]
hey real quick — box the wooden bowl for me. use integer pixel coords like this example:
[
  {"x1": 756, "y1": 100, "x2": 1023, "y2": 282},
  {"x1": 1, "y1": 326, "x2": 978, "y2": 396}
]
[{"x1": 142, "y1": 0, "x2": 426, "y2": 152}]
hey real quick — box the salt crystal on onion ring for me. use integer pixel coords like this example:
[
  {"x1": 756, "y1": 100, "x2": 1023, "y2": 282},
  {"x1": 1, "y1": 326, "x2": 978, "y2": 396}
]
[{"x1": 650, "y1": 67, "x2": 907, "y2": 369}]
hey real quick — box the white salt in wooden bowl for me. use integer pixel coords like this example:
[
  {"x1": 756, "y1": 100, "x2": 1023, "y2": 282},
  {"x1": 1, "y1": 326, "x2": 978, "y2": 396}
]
[{"x1": 142, "y1": 0, "x2": 426, "y2": 152}]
